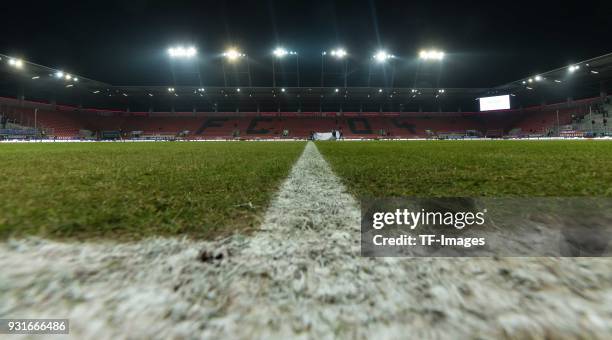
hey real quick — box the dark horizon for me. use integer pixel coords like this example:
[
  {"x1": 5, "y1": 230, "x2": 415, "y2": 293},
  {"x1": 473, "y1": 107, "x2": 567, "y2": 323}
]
[{"x1": 1, "y1": 0, "x2": 611, "y2": 88}]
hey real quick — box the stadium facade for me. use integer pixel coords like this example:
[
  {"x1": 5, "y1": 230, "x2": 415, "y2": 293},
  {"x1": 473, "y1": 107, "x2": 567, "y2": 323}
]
[{"x1": 1, "y1": 52, "x2": 610, "y2": 140}]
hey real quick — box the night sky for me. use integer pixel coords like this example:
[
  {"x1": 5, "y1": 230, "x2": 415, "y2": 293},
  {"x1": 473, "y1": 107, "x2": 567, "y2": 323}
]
[{"x1": 2, "y1": 0, "x2": 610, "y2": 88}]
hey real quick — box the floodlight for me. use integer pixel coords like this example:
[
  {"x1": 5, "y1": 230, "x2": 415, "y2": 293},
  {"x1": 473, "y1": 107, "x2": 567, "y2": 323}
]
[
  {"x1": 378, "y1": 88, "x2": 383, "y2": 93},
  {"x1": 330, "y1": 48, "x2": 347, "y2": 58},
  {"x1": 168, "y1": 46, "x2": 197, "y2": 58},
  {"x1": 438, "y1": 89, "x2": 445, "y2": 93},
  {"x1": 528, "y1": 78, "x2": 533, "y2": 83},
  {"x1": 65, "y1": 74, "x2": 72, "y2": 80},
  {"x1": 334, "y1": 88, "x2": 339, "y2": 93},
  {"x1": 373, "y1": 50, "x2": 393, "y2": 63},
  {"x1": 55, "y1": 71, "x2": 64, "y2": 78},
  {"x1": 273, "y1": 47, "x2": 288, "y2": 58},
  {"x1": 273, "y1": 47, "x2": 297, "y2": 58},
  {"x1": 73, "y1": 77, "x2": 78, "y2": 82},
  {"x1": 534, "y1": 75, "x2": 543, "y2": 81},
  {"x1": 419, "y1": 49, "x2": 445, "y2": 61},
  {"x1": 223, "y1": 48, "x2": 245, "y2": 61},
  {"x1": 568, "y1": 65, "x2": 580, "y2": 73},
  {"x1": 281, "y1": 88, "x2": 286, "y2": 92},
  {"x1": 167, "y1": 87, "x2": 175, "y2": 92},
  {"x1": 236, "y1": 88, "x2": 241, "y2": 92},
  {"x1": 8, "y1": 58, "x2": 24, "y2": 69}
]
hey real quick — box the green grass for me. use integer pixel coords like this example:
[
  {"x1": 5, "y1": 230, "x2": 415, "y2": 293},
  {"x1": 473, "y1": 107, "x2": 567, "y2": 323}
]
[
  {"x1": 0, "y1": 142, "x2": 305, "y2": 240},
  {"x1": 316, "y1": 140, "x2": 612, "y2": 197},
  {"x1": 5, "y1": 140, "x2": 612, "y2": 241}
]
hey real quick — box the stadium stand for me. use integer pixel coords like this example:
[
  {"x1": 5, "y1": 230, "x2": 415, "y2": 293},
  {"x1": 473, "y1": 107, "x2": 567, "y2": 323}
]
[
  {"x1": 0, "y1": 96, "x2": 608, "y2": 140},
  {"x1": 570, "y1": 100, "x2": 611, "y2": 137}
]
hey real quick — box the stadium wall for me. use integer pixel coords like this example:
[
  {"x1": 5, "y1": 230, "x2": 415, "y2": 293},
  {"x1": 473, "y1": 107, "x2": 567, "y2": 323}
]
[{"x1": 0, "y1": 96, "x2": 605, "y2": 139}]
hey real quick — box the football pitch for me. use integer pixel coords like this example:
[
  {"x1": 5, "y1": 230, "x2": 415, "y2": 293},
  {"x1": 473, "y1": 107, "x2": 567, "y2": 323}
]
[
  {"x1": 317, "y1": 140, "x2": 612, "y2": 197},
  {"x1": 2, "y1": 140, "x2": 612, "y2": 338},
  {"x1": 2, "y1": 140, "x2": 612, "y2": 240},
  {"x1": 0, "y1": 141, "x2": 305, "y2": 240}
]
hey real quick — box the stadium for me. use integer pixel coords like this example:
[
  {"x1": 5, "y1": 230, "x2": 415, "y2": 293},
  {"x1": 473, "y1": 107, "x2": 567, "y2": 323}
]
[
  {"x1": 1, "y1": 1, "x2": 612, "y2": 339},
  {"x1": 1, "y1": 50, "x2": 611, "y2": 141}
]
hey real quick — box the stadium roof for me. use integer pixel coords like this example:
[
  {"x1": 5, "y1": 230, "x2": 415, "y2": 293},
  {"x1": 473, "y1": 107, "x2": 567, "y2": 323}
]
[
  {"x1": 497, "y1": 53, "x2": 612, "y2": 91},
  {"x1": 1, "y1": 50, "x2": 609, "y2": 112},
  {"x1": 0, "y1": 1, "x2": 610, "y2": 111}
]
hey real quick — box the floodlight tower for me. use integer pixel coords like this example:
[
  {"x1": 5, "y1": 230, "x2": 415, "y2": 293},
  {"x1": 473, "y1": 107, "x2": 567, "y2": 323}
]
[
  {"x1": 166, "y1": 45, "x2": 202, "y2": 88},
  {"x1": 414, "y1": 48, "x2": 445, "y2": 90},
  {"x1": 272, "y1": 47, "x2": 300, "y2": 88},
  {"x1": 368, "y1": 50, "x2": 396, "y2": 88},
  {"x1": 321, "y1": 48, "x2": 348, "y2": 88},
  {"x1": 7, "y1": 58, "x2": 24, "y2": 69},
  {"x1": 418, "y1": 49, "x2": 445, "y2": 61},
  {"x1": 221, "y1": 48, "x2": 251, "y2": 87},
  {"x1": 167, "y1": 46, "x2": 197, "y2": 59}
]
